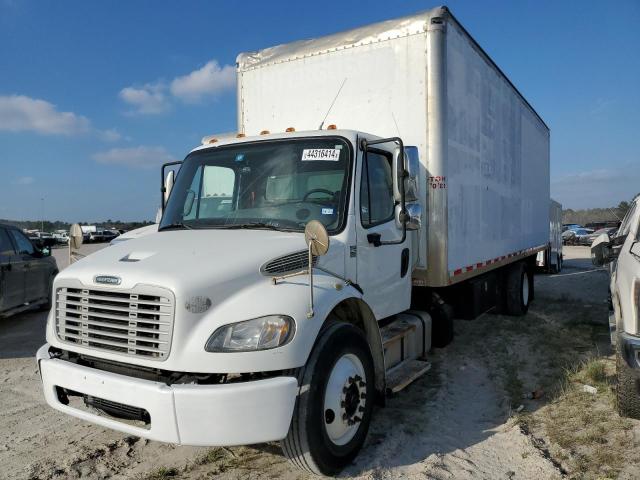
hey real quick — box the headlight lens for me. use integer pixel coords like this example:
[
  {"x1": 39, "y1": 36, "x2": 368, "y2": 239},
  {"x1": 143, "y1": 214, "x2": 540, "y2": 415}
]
[{"x1": 205, "y1": 315, "x2": 295, "y2": 352}]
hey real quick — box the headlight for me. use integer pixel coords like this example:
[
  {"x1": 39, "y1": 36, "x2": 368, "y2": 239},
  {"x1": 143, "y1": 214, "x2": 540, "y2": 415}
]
[{"x1": 205, "y1": 315, "x2": 295, "y2": 352}]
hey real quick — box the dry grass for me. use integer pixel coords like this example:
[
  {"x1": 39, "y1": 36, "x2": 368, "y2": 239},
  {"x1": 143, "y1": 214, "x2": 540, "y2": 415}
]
[{"x1": 542, "y1": 358, "x2": 635, "y2": 479}]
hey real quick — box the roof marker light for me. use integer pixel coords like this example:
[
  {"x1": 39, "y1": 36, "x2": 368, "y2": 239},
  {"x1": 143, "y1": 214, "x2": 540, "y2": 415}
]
[
  {"x1": 260, "y1": 130, "x2": 270, "y2": 135},
  {"x1": 236, "y1": 133, "x2": 246, "y2": 138},
  {"x1": 208, "y1": 138, "x2": 218, "y2": 144},
  {"x1": 285, "y1": 127, "x2": 295, "y2": 132},
  {"x1": 327, "y1": 124, "x2": 337, "y2": 130}
]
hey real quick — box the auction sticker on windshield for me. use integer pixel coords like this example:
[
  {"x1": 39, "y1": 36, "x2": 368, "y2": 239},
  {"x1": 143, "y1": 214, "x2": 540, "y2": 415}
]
[{"x1": 301, "y1": 149, "x2": 340, "y2": 161}]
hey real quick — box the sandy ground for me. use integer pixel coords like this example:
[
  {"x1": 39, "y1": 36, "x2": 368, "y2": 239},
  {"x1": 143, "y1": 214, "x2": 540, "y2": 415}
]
[{"x1": 0, "y1": 245, "x2": 633, "y2": 479}]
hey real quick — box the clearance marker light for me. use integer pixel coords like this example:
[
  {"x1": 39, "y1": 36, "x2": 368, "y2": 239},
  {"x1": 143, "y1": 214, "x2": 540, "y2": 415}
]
[
  {"x1": 260, "y1": 130, "x2": 270, "y2": 135},
  {"x1": 285, "y1": 127, "x2": 296, "y2": 132},
  {"x1": 208, "y1": 138, "x2": 218, "y2": 144},
  {"x1": 236, "y1": 133, "x2": 246, "y2": 138},
  {"x1": 327, "y1": 124, "x2": 337, "y2": 130}
]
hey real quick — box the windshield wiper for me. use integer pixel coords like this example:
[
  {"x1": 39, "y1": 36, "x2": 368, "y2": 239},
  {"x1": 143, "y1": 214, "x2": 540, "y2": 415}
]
[
  {"x1": 158, "y1": 222, "x2": 194, "y2": 231},
  {"x1": 220, "y1": 222, "x2": 292, "y2": 232}
]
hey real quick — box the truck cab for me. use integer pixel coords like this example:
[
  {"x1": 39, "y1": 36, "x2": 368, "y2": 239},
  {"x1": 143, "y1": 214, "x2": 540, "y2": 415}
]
[{"x1": 38, "y1": 129, "x2": 428, "y2": 475}]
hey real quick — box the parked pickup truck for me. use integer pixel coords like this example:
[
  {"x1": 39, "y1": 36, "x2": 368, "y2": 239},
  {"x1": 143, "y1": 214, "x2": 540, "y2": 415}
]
[
  {"x1": 592, "y1": 194, "x2": 640, "y2": 419},
  {"x1": 37, "y1": 7, "x2": 550, "y2": 475}
]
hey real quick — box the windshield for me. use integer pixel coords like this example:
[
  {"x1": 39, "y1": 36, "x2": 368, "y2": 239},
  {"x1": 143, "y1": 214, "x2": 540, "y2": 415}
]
[{"x1": 160, "y1": 137, "x2": 352, "y2": 233}]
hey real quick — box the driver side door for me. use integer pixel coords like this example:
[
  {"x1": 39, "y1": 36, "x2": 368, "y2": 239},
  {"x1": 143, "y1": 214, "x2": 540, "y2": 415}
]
[{"x1": 354, "y1": 146, "x2": 411, "y2": 319}]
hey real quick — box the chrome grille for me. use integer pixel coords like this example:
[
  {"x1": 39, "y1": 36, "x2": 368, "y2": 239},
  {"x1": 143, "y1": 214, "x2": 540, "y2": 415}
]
[
  {"x1": 55, "y1": 286, "x2": 174, "y2": 361},
  {"x1": 260, "y1": 250, "x2": 317, "y2": 276}
]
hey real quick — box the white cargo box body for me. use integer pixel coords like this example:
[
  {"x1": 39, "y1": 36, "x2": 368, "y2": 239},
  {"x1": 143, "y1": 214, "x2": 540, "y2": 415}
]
[{"x1": 237, "y1": 6, "x2": 550, "y2": 287}]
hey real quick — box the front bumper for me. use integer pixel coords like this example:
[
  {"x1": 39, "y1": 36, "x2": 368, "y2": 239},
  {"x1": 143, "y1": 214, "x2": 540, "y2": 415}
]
[
  {"x1": 619, "y1": 333, "x2": 640, "y2": 370},
  {"x1": 36, "y1": 344, "x2": 298, "y2": 446}
]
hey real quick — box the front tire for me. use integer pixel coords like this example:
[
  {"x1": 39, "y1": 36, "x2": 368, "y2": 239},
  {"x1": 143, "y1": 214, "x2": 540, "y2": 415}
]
[
  {"x1": 282, "y1": 322, "x2": 375, "y2": 475},
  {"x1": 616, "y1": 346, "x2": 640, "y2": 419}
]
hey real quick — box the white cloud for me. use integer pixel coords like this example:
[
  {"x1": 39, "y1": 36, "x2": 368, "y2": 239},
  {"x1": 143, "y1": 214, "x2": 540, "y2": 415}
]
[
  {"x1": 551, "y1": 164, "x2": 640, "y2": 209},
  {"x1": 99, "y1": 128, "x2": 123, "y2": 142},
  {"x1": 119, "y1": 60, "x2": 235, "y2": 113},
  {"x1": 92, "y1": 146, "x2": 175, "y2": 169},
  {"x1": 0, "y1": 95, "x2": 90, "y2": 135},
  {"x1": 13, "y1": 176, "x2": 35, "y2": 185},
  {"x1": 170, "y1": 60, "x2": 235, "y2": 103},
  {"x1": 119, "y1": 83, "x2": 169, "y2": 115}
]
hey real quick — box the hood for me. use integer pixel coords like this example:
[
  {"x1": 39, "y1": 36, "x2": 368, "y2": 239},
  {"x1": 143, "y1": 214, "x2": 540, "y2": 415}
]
[{"x1": 57, "y1": 229, "x2": 344, "y2": 298}]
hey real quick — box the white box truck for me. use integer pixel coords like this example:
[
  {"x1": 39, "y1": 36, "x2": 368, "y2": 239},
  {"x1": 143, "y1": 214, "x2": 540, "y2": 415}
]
[{"x1": 37, "y1": 6, "x2": 550, "y2": 475}]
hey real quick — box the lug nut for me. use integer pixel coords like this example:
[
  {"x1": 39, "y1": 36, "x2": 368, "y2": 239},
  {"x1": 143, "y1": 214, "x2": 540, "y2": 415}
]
[
  {"x1": 353, "y1": 416, "x2": 361, "y2": 423},
  {"x1": 358, "y1": 406, "x2": 365, "y2": 413},
  {"x1": 360, "y1": 393, "x2": 367, "y2": 399}
]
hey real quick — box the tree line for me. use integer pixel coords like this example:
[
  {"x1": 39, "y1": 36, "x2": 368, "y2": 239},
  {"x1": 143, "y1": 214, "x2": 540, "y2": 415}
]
[
  {"x1": 562, "y1": 199, "x2": 637, "y2": 226},
  {"x1": 0, "y1": 219, "x2": 155, "y2": 233}
]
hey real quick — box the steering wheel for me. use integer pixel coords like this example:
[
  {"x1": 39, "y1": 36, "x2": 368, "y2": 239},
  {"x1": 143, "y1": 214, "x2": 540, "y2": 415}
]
[{"x1": 303, "y1": 189, "x2": 335, "y2": 202}]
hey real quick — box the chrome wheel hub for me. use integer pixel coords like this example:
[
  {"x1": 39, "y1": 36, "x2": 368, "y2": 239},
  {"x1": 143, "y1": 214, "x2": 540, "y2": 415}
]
[{"x1": 323, "y1": 353, "x2": 366, "y2": 446}]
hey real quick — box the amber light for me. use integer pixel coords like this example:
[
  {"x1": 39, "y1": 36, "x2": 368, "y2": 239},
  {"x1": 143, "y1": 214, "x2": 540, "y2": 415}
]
[
  {"x1": 285, "y1": 127, "x2": 295, "y2": 132},
  {"x1": 236, "y1": 133, "x2": 246, "y2": 138},
  {"x1": 260, "y1": 130, "x2": 270, "y2": 135},
  {"x1": 208, "y1": 138, "x2": 218, "y2": 144},
  {"x1": 327, "y1": 124, "x2": 337, "y2": 130}
]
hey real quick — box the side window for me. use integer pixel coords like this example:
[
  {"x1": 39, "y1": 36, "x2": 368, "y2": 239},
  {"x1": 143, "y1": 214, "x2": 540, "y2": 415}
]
[
  {"x1": 360, "y1": 151, "x2": 395, "y2": 228},
  {"x1": 618, "y1": 202, "x2": 637, "y2": 238},
  {"x1": 0, "y1": 228, "x2": 16, "y2": 256},
  {"x1": 9, "y1": 230, "x2": 34, "y2": 256}
]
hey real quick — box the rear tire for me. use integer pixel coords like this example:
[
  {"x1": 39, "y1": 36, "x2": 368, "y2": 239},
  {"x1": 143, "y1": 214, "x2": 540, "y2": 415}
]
[
  {"x1": 505, "y1": 262, "x2": 530, "y2": 316},
  {"x1": 281, "y1": 322, "x2": 375, "y2": 475},
  {"x1": 616, "y1": 346, "x2": 640, "y2": 419},
  {"x1": 431, "y1": 303, "x2": 454, "y2": 348}
]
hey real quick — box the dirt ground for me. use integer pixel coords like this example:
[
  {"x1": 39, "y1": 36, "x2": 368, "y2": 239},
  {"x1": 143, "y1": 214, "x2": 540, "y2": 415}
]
[{"x1": 1, "y1": 245, "x2": 638, "y2": 479}]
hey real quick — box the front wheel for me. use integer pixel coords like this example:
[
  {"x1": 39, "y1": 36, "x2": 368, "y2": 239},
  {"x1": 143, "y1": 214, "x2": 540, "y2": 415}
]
[
  {"x1": 281, "y1": 322, "x2": 375, "y2": 475},
  {"x1": 616, "y1": 346, "x2": 640, "y2": 419}
]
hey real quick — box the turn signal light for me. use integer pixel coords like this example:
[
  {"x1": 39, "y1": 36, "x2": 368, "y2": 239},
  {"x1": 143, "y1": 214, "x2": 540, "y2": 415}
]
[
  {"x1": 327, "y1": 124, "x2": 337, "y2": 130},
  {"x1": 260, "y1": 130, "x2": 270, "y2": 135},
  {"x1": 285, "y1": 127, "x2": 295, "y2": 132}
]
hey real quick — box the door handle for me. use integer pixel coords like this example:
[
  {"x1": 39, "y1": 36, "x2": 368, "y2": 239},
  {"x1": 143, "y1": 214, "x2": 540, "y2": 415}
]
[{"x1": 367, "y1": 233, "x2": 382, "y2": 247}]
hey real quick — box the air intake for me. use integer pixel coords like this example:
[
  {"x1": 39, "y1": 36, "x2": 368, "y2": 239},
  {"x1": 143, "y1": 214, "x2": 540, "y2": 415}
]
[{"x1": 261, "y1": 250, "x2": 317, "y2": 276}]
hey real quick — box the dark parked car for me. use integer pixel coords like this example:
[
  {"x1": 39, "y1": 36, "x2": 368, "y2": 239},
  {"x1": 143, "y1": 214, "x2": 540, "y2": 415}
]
[{"x1": 0, "y1": 223, "x2": 58, "y2": 317}]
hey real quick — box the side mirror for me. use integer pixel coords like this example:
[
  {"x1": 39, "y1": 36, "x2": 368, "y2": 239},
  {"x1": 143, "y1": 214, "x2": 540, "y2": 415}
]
[
  {"x1": 591, "y1": 233, "x2": 612, "y2": 266},
  {"x1": 403, "y1": 146, "x2": 419, "y2": 203},
  {"x1": 395, "y1": 202, "x2": 422, "y2": 231},
  {"x1": 164, "y1": 170, "x2": 175, "y2": 205},
  {"x1": 392, "y1": 146, "x2": 404, "y2": 202}
]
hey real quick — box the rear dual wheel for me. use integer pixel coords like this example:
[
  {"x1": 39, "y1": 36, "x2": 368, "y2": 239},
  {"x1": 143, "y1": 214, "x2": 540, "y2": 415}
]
[
  {"x1": 282, "y1": 322, "x2": 375, "y2": 475},
  {"x1": 505, "y1": 262, "x2": 532, "y2": 316}
]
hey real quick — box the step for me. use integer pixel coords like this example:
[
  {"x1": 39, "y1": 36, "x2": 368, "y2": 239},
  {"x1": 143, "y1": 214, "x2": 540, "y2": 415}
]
[
  {"x1": 386, "y1": 359, "x2": 432, "y2": 394},
  {"x1": 381, "y1": 317, "x2": 416, "y2": 348}
]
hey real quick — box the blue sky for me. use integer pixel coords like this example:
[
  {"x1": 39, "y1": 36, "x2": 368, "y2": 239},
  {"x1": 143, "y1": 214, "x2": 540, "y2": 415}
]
[{"x1": 1, "y1": 0, "x2": 639, "y2": 222}]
